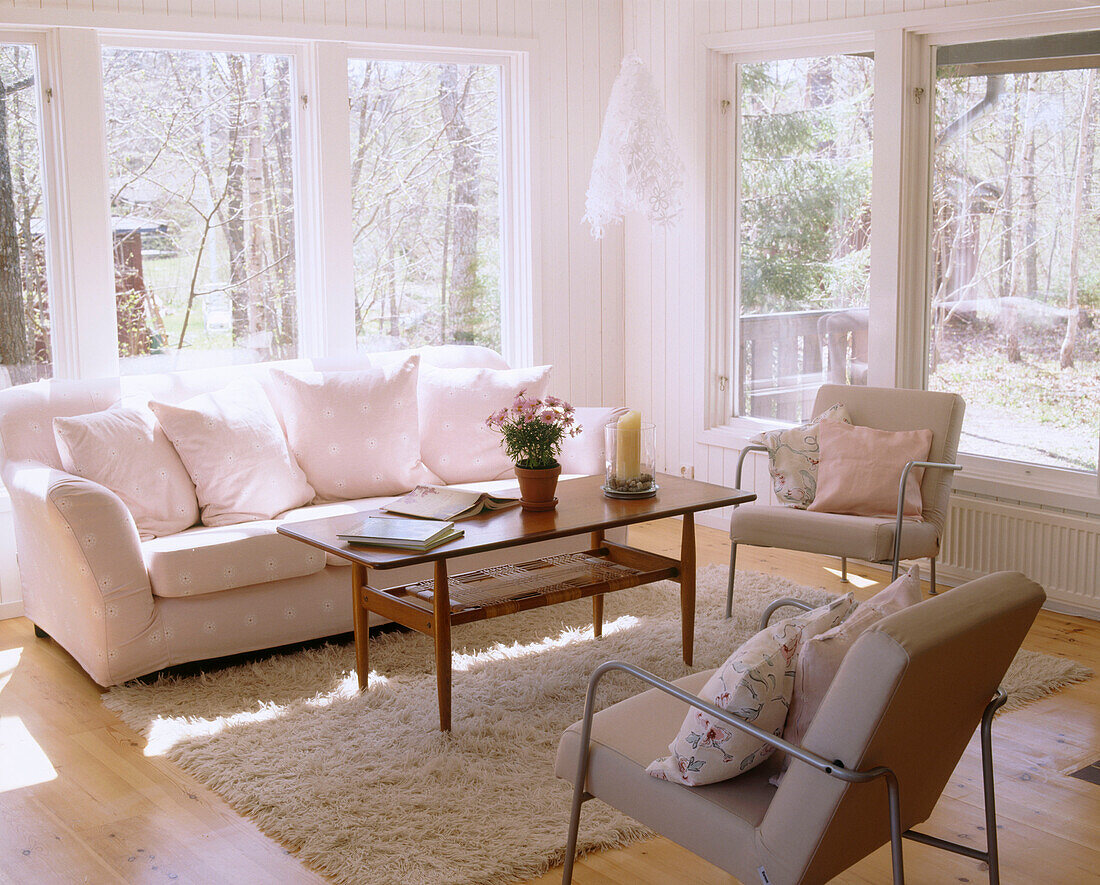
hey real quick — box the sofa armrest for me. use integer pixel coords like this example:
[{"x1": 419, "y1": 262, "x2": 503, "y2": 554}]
[
  {"x1": 3, "y1": 460, "x2": 165, "y2": 685},
  {"x1": 558, "y1": 406, "x2": 629, "y2": 476}
]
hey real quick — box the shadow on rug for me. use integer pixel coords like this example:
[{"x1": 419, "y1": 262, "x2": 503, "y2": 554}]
[{"x1": 103, "y1": 567, "x2": 1091, "y2": 885}]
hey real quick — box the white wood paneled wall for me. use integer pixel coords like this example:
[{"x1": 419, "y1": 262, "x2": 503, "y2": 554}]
[{"x1": 0, "y1": 0, "x2": 625, "y2": 410}]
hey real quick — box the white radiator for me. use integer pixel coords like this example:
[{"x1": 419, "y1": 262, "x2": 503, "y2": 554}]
[{"x1": 940, "y1": 494, "x2": 1100, "y2": 619}]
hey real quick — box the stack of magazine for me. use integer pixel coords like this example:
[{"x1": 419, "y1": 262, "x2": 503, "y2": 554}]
[{"x1": 337, "y1": 516, "x2": 464, "y2": 551}]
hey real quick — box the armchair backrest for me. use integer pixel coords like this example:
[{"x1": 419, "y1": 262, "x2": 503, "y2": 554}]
[
  {"x1": 811, "y1": 384, "x2": 965, "y2": 534},
  {"x1": 756, "y1": 571, "x2": 1044, "y2": 883}
]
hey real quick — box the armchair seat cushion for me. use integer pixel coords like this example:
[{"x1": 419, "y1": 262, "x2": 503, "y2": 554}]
[
  {"x1": 556, "y1": 669, "x2": 777, "y2": 882},
  {"x1": 730, "y1": 505, "x2": 940, "y2": 563}
]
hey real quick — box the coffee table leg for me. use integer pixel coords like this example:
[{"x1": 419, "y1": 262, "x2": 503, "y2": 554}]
[
  {"x1": 680, "y1": 512, "x2": 696, "y2": 666},
  {"x1": 591, "y1": 530, "x2": 604, "y2": 638},
  {"x1": 352, "y1": 563, "x2": 370, "y2": 690},
  {"x1": 432, "y1": 559, "x2": 452, "y2": 731}
]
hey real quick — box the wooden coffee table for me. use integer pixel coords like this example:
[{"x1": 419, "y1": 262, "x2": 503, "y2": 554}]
[{"x1": 277, "y1": 474, "x2": 753, "y2": 730}]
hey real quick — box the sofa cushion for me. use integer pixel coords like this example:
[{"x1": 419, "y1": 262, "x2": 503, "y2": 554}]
[
  {"x1": 752, "y1": 402, "x2": 852, "y2": 508},
  {"x1": 269, "y1": 357, "x2": 434, "y2": 502},
  {"x1": 150, "y1": 379, "x2": 315, "y2": 526},
  {"x1": 143, "y1": 521, "x2": 328, "y2": 598},
  {"x1": 418, "y1": 364, "x2": 552, "y2": 483},
  {"x1": 52, "y1": 402, "x2": 199, "y2": 540}
]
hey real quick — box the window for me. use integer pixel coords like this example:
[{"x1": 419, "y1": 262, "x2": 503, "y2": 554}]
[
  {"x1": 0, "y1": 42, "x2": 50, "y2": 390},
  {"x1": 348, "y1": 57, "x2": 503, "y2": 352},
  {"x1": 929, "y1": 34, "x2": 1100, "y2": 474},
  {"x1": 101, "y1": 46, "x2": 300, "y2": 373},
  {"x1": 735, "y1": 53, "x2": 874, "y2": 422}
]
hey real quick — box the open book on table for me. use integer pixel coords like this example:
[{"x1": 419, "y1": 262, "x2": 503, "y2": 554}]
[{"x1": 382, "y1": 485, "x2": 520, "y2": 521}]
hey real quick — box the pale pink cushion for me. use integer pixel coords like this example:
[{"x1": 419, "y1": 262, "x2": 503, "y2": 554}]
[
  {"x1": 150, "y1": 380, "x2": 315, "y2": 527},
  {"x1": 784, "y1": 567, "x2": 923, "y2": 754},
  {"x1": 269, "y1": 357, "x2": 434, "y2": 502},
  {"x1": 808, "y1": 422, "x2": 933, "y2": 518},
  {"x1": 646, "y1": 593, "x2": 856, "y2": 786},
  {"x1": 418, "y1": 364, "x2": 552, "y2": 483},
  {"x1": 52, "y1": 403, "x2": 199, "y2": 540}
]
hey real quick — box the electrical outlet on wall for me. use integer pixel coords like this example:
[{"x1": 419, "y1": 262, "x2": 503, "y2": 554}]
[{"x1": 679, "y1": 465, "x2": 694, "y2": 479}]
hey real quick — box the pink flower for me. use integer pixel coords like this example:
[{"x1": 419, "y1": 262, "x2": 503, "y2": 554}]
[{"x1": 538, "y1": 408, "x2": 556, "y2": 424}]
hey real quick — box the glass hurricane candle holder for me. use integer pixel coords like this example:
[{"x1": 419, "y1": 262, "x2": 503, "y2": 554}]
[{"x1": 604, "y1": 422, "x2": 657, "y2": 497}]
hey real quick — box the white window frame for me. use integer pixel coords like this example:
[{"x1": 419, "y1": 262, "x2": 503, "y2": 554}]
[
  {"x1": 97, "y1": 33, "x2": 320, "y2": 368},
  {"x1": 0, "y1": 30, "x2": 65, "y2": 379},
  {"x1": 915, "y1": 14, "x2": 1100, "y2": 507},
  {"x1": 342, "y1": 43, "x2": 532, "y2": 368},
  {"x1": 701, "y1": 4, "x2": 1100, "y2": 511}
]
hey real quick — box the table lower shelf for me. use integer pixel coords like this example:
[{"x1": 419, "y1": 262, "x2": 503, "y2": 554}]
[{"x1": 361, "y1": 541, "x2": 681, "y2": 629}]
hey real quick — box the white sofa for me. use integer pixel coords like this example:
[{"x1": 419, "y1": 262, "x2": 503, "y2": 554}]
[{"x1": 0, "y1": 345, "x2": 624, "y2": 686}]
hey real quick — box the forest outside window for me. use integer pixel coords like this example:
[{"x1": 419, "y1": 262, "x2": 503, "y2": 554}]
[
  {"x1": 348, "y1": 56, "x2": 504, "y2": 353},
  {"x1": 102, "y1": 46, "x2": 300, "y2": 374},
  {"x1": 0, "y1": 42, "x2": 50, "y2": 391},
  {"x1": 929, "y1": 34, "x2": 1100, "y2": 475},
  {"x1": 734, "y1": 52, "x2": 874, "y2": 424}
]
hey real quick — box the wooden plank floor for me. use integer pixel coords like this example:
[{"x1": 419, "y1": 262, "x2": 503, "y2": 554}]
[{"x1": 1, "y1": 519, "x2": 1097, "y2": 884}]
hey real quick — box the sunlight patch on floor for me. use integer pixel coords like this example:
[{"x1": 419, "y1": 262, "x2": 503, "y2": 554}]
[
  {"x1": 0, "y1": 646, "x2": 22, "y2": 692},
  {"x1": 823, "y1": 567, "x2": 879, "y2": 589},
  {"x1": 0, "y1": 716, "x2": 57, "y2": 791}
]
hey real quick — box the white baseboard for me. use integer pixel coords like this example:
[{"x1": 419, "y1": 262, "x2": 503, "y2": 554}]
[{"x1": 0, "y1": 599, "x2": 25, "y2": 620}]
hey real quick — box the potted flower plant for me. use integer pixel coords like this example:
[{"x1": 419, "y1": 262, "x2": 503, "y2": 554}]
[{"x1": 486, "y1": 393, "x2": 582, "y2": 511}]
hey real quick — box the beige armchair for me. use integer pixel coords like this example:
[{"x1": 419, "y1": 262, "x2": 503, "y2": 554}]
[
  {"x1": 557, "y1": 571, "x2": 1045, "y2": 884},
  {"x1": 727, "y1": 384, "x2": 964, "y2": 618}
]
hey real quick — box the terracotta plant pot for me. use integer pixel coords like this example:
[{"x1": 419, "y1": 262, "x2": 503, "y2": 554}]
[{"x1": 514, "y1": 463, "x2": 562, "y2": 512}]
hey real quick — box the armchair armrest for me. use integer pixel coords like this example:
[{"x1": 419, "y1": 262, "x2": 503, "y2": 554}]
[
  {"x1": 734, "y1": 444, "x2": 768, "y2": 505},
  {"x1": 3, "y1": 460, "x2": 162, "y2": 685},
  {"x1": 558, "y1": 406, "x2": 629, "y2": 476},
  {"x1": 892, "y1": 460, "x2": 963, "y2": 579}
]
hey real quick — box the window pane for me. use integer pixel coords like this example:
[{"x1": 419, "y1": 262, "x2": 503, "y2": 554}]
[
  {"x1": 737, "y1": 54, "x2": 874, "y2": 422},
  {"x1": 348, "y1": 59, "x2": 503, "y2": 352},
  {"x1": 0, "y1": 44, "x2": 50, "y2": 390},
  {"x1": 930, "y1": 60, "x2": 1099, "y2": 472},
  {"x1": 102, "y1": 47, "x2": 298, "y2": 373}
]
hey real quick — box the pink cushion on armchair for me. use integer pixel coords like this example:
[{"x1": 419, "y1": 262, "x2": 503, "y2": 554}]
[{"x1": 807, "y1": 421, "x2": 933, "y2": 519}]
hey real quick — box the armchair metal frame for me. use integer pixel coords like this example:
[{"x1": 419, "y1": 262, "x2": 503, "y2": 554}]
[
  {"x1": 563, "y1": 597, "x2": 1006, "y2": 885},
  {"x1": 725, "y1": 444, "x2": 962, "y2": 619}
]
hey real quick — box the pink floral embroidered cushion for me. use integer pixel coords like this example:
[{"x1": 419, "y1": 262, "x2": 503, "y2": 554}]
[
  {"x1": 784, "y1": 567, "x2": 923, "y2": 756},
  {"x1": 150, "y1": 379, "x2": 315, "y2": 527},
  {"x1": 52, "y1": 402, "x2": 199, "y2": 540},
  {"x1": 808, "y1": 422, "x2": 934, "y2": 518},
  {"x1": 417, "y1": 364, "x2": 552, "y2": 483},
  {"x1": 753, "y1": 403, "x2": 852, "y2": 507},
  {"x1": 269, "y1": 357, "x2": 434, "y2": 502},
  {"x1": 646, "y1": 593, "x2": 856, "y2": 786}
]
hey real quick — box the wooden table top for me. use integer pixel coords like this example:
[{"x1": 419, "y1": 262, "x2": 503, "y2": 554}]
[{"x1": 276, "y1": 473, "x2": 754, "y2": 570}]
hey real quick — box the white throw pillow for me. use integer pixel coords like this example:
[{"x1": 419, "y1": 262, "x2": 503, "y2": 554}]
[
  {"x1": 150, "y1": 380, "x2": 315, "y2": 527},
  {"x1": 53, "y1": 403, "x2": 199, "y2": 540},
  {"x1": 417, "y1": 364, "x2": 552, "y2": 483},
  {"x1": 754, "y1": 402, "x2": 852, "y2": 507},
  {"x1": 647, "y1": 593, "x2": 856, "y2": 786},
  {"x1": 269, "y1": 357, "x2": 434, "y2": 502}
]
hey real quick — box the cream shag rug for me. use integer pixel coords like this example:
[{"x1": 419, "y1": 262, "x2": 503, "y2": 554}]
[{"x1": 103, "y1": 568, "x2": 1091, "y2": 885}]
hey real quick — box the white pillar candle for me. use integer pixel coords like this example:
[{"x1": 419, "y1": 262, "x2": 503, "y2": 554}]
[{"x1": 615, "y1": 410, "x2": 642, "y2": 480}]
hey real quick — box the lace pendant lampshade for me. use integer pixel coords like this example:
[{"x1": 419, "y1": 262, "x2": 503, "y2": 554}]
[{"x1": 584, "y1": 53, "x2": 686, "y2": 239}]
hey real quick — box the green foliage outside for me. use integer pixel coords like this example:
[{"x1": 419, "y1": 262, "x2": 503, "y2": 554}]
[{"x1": 739, "y1": 55, "x2": 873, "y2": 315}]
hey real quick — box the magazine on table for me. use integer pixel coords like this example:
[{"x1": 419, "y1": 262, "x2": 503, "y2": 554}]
[
  {"x1": 382, "y1": 485, "x2": 520, "y2": 521},
  {"x1": 336, "y1": 516, "x2": 464, "y2": 551}
]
